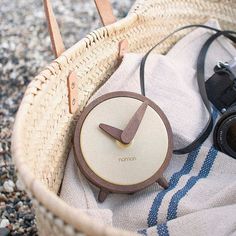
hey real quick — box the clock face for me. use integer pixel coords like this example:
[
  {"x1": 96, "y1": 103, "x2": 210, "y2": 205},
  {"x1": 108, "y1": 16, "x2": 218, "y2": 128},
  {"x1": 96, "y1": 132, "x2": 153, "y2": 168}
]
[{"x1": 74, "y1": 91, "x2": 173, "y2": 193}]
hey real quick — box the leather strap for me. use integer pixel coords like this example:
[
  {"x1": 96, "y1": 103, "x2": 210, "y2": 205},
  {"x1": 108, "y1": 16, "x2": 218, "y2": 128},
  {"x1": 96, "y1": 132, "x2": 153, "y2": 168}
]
[
  {"x1": 43, "y1": 0, "x2": 65, "y2": 58},
  {"x1": 94, "y1": 0, "x2": 116, "y2": 26},
  {"x1": 139, "y1": 25, "x2": 236, "y2": 155}
]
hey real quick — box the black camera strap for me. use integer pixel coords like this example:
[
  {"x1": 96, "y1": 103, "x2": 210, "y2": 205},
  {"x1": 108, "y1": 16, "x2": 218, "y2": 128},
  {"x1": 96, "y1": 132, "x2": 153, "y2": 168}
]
[{"x1": 139, "y1": 25, "x2": 236, "y2": 155}]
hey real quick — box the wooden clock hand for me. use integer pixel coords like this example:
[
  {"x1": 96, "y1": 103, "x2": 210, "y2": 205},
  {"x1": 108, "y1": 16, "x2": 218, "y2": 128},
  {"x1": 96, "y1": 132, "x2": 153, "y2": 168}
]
[
  {"x1": 121, "y1": 101, "x2": 148, "y2": 144},
  {"x1": 99, "y1": 123, "x2": 123, "y2": 143}
]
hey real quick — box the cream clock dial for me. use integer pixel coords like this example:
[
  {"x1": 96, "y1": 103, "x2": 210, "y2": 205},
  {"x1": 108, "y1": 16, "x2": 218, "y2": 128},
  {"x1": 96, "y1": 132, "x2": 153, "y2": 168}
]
[{"x1": 74, "y1": 91, "x2": 173, "y2": 202}]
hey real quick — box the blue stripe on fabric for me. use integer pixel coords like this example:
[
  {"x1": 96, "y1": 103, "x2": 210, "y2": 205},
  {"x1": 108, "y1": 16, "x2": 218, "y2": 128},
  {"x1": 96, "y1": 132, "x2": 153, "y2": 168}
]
[
  {"x1": 166, "y1": 146, "x2": 218, "y2": 221},
  {"x1": 166, "y1": 106, "x2": 219, "y2": 233},
  {"x1": 147, "y1": 106, "x2": 219, "y2": 228},
  {"x1": 166, "y1": 107, "x2": 219, "y2": 221},
  {"x1": 157, "y1": 223, "x2": 169, "y2": 236},
  {"x1": 147, "y1": 147, "x2": 200, "y2": 227},
  {"x1": 137, "y1": 229, "x2": 147, "y2": 235}
]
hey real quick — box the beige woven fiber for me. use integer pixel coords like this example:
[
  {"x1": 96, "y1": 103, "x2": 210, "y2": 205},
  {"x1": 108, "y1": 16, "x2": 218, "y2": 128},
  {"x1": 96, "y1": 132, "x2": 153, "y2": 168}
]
[{"x1": 12, "y1": 0, "x2": 236, "y2": 235}]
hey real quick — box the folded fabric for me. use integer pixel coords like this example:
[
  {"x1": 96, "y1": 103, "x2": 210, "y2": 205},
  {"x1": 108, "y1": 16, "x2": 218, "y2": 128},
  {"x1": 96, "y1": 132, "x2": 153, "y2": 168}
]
[{"x1": 60, "y1": 19, "x2": 236, "y2": 236}]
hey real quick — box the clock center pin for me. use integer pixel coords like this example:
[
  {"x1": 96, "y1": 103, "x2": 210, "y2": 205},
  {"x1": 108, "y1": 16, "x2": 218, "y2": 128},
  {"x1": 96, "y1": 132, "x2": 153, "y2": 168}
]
[{"x1": 116, "y1": 140, "x2": 133, "y2": 148}]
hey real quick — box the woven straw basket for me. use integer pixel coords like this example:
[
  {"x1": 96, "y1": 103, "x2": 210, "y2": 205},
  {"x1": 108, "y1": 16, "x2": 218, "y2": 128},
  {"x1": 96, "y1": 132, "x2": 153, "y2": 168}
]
[{"x1": 12, "y1": 0, "x2": 236, "y2": 235}]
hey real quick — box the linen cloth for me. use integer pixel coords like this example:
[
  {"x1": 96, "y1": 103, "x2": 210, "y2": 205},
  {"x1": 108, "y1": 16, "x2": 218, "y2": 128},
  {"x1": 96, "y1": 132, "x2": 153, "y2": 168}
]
[{"x1": 60, "y1": 19, "x2": 236, "y2": 235}]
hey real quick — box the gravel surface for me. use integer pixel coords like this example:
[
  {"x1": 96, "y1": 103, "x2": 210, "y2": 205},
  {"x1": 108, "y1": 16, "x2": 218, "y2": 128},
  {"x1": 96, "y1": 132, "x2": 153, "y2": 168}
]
[{"x1": 0, "y1": 0, "x2": 134, "y2": 235}]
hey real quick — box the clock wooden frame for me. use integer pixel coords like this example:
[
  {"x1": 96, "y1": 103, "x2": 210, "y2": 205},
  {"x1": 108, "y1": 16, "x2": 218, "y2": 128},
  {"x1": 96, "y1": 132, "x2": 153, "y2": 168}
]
[{"x1": 73, "y1": 91, "x2": 173, "y2": 202}]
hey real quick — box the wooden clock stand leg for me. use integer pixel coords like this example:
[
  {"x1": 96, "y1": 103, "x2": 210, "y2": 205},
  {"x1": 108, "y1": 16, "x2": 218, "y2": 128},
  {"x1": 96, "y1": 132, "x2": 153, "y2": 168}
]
[
  {"x1": 157, "y1": 175, "x2": 169, "y2": 189},
  {"x1": 98, "y1": 189, "x2": 109, "y2": 202}
]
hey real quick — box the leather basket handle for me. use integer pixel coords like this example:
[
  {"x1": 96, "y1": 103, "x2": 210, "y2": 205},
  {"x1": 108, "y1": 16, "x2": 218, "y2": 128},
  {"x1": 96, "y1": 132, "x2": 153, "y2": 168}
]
[
  {"x1": 94, "y1": 0, "x2": 116, "y2": 26},
  {"x1": 43, "y1": 0, "x2": 65, "y2": 58},
  {"x1": 43, "y1": 0, "x2": 116, "y2": 58},
  {"x1": 43, "y1": 0, "x2": 116, "y2": 114}
]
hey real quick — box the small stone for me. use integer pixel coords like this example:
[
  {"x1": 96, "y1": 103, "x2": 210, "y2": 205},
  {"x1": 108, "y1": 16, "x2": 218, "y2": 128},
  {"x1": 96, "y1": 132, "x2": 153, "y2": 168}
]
[
  {"x1": 18, "y1": 219, "x2": 23, "y2": 224},
  {"x1": 1, "y1": 42, "x2": 9, "y2": 49},
  {"x1": 12, "y1": 56, "x2": 19, "y2": 65},
  {"x1": 13, "y1": 223, "x2": 20, "y2": 230},
  {"x1": 15, "y1": 201, "x2": 23, "y2": 210},
  {"x1": 0, "y1": 56, "x2": 8, "y2": 65},
  {"x1": 3, "y1": 180, "x2": 15, "y2": 193},
  {"x1": 18, "y1": 212, "x2": 25, "y2": 219},
  {"x1": 24, "y1": 220, "x2": 32, "y2": 227},
  {"x1": 0, "y1": 227, "x2": 10, "y2": 236},
  {"x1": 1, "y1": 173, "x2": 8, "y2": 180},
  {"x1": 0, "y1": 219, "x2": 10, "y2": 228},
  {"x1": 0, "y1": 202, "x2": 6, "y2": 208},
  {"x1": 0, "y1": 193, "x2": 7, "y2": 202},
  {"x1": 16, "y1": 179, "x2": 24, "y2": 191},
  {"x1": 13, "y1": 198, "x2": 20, "y2": 205},
  {"x1": 9, "y1": 213, "x2": 15, "y2": 218},
  {"x1": 18, "y1": 205, "x2": 28, "y2": 212},
  {"x1": 2, "y1": 212, "x2": 9, "y2": 218},
  {"x1": 6, "y1": 205, "x2": 15, "y2": 214},
  {"x1": 18, "y1": 227, "x2": 25, "y2": 233},
  {"x1": 24, "y1": 213, "x2": 34, "y2": 221}
]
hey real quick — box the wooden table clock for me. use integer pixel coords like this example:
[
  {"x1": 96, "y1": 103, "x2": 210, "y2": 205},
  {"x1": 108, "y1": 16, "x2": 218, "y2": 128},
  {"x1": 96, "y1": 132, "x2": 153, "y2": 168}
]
[{"x1": 74, "y1": 91, "x2": 173, "y2": 202}]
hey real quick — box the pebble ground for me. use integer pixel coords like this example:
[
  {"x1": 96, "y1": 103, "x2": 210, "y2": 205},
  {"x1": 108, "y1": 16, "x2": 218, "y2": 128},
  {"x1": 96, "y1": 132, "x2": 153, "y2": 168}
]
[{"x1": 0, "y1": 0, "x2": 133, "y2": 235}]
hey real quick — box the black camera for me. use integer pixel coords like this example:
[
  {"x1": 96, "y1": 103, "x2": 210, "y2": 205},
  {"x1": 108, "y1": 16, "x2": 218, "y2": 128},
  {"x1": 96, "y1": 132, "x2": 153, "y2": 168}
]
[{"x1": 206, "y1": 58, "x2": 236, "y2": 158}]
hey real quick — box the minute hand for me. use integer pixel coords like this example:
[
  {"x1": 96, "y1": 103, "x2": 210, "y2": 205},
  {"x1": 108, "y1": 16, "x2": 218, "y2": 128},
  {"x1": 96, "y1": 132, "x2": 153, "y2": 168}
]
[{"x1": 121, "y1": 101, "x2": 148, "y2": 144}]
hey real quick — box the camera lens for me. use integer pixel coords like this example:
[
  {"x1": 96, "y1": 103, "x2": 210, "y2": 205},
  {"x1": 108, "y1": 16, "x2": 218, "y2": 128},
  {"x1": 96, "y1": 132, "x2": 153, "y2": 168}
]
[
  {"x1": 226, "y1": 122, "x2": 236, "y2": 152},
  {"x1": 214, "y1": 111, "x2": 236, "y2": 159}
]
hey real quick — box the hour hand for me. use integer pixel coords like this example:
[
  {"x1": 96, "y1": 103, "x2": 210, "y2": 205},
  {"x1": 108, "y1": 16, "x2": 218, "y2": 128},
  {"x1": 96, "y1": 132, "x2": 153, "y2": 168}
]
[{"x1": 99, "y1": 123, "x2": 123, "y2": 143}]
